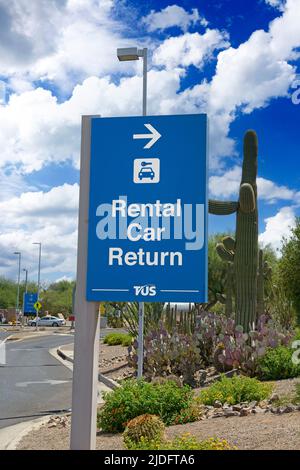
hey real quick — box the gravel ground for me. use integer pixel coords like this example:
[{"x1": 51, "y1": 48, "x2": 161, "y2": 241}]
[
  {"x1": 15, "y1": 345, "x2": 300, "y2": 451},
  {"x1": 99, "y1": 343, "x2": 133, "y2": 381},
  {"x1": 17, "y1": 410, "x2": 300, "y2": 450}
]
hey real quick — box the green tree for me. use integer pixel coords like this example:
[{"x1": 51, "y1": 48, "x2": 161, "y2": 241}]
[
  {"x1": 278, "y1": 217, "x2": 300, "y2": 324},
  {"x1": 40, "y1": 280, "x2": 75, "y2": 316},
  {"x1": 0, "y1": 277, "x2": 17, "y2": 308},
  {"x1": 0, "y1": 277, "x2": 38, "y2": 309}
]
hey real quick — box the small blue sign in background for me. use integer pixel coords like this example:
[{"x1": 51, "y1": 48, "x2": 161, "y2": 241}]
[
  {"x1": 23, "y1": 292, "x2": 38, "y2": 315},
  {"x1": 86, "y1": 114, "x2": 208, "y2": 303}
]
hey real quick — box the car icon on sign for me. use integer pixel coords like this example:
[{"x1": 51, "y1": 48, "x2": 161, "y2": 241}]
[{"x1": 138, "y1": 167, "x2": 155, "y2": 180}]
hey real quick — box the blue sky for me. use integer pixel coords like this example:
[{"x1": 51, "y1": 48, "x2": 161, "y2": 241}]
[{"x1": 0, "y1": 0, "x2": 299, "y2": 284}]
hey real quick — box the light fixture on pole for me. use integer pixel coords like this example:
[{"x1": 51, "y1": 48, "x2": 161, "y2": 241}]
[
  {"x1": 13, "y1": 251, "x2": 21, "y2": 321},
  {"x1": 117, "y1": 47, "x2": 148, "y2": 116},
  {"x1": 117, "y1": 46, "x2": 148, "y2": 378}
]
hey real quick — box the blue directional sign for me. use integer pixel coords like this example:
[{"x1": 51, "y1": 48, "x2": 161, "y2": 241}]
[
  {"x1": 23, "y1": 292, "x2": 38, "y2": 315},
  {"x1": 86, "y1": 114, "x2": 208, "y2": 303}
]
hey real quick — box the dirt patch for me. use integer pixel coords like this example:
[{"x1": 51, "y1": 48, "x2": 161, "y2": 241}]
[
  {"x1": 273, "y1": 377, "x2": 300, "y2": 399},
  {"x1": 17, "y1": 410, "x2": 300, "y2": 450}
]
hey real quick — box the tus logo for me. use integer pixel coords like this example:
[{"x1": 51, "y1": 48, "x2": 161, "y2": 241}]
[{"x1": 133, "y1": 285, "x2": 156, "y2": 296}]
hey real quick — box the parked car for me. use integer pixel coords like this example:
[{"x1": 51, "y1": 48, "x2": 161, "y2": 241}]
[{"x1": 28, "y1": 315, "x2": 66, "y2": 327}]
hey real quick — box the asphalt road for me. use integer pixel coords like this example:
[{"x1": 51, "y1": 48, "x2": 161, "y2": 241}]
[{"x1": 0, "y1": 334, "x2": 74, "y2": 429}]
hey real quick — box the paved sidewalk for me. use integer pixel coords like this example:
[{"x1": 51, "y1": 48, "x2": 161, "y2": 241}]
[{"x1": 53, "y1": 343, "x2": 114, "y2": 403}]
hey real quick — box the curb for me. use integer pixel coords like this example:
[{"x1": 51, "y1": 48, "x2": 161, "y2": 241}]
[
  {"x1": 56, "y1": 346, "x2": 119, "y2": 390},
  {"x1": 0, "y1": 415, "x2": 51, "y2": 450}
]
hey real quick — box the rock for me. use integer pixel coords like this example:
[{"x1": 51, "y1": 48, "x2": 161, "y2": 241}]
[
  {"x1": 269, "y1": 394, "x2": 279, "y2": 403},
  {"x1": 240, "y1": 407, "x2": 251, "y2": 417},
  {"x1": 213, "y1": 400, "x2": 223, "y2": 408},
  {"x1": 248, "y1": 401, "x2": 258, "y2": 408},
  {"x1": 232, "y1": 404, "x2": 242, "y2": 412},
  {"x1": 271, "y1": 407, "x2": 279, "y2": 414},
  {"x1": 258, "y1": 400, "x2": 268, "y2": 409},
  {"x1": 224, "y1": 409, "x2": 239, "y2": 417},
  {"x1": 283, "y1": 405, "x2": 297, "y2": 413},
  {"x1": 212, "y1": 412, "x2": 225, "y2": 418},
  {"x1": 252, "y1": 407, "x2": 265, "y2": 414}
]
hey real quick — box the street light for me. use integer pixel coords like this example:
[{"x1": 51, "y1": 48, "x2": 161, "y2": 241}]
[
  {"x1": 32, "y1": 242, "x2": 42, "y2": 299},
  {"x1": 117, "y1": 47, "x2": 148, "y2": 116},
  {"x1": 23, "y1": 268, "x2": 28, "y2": 293},
  {"x1": 117, "y1": 46, "x2": 148, "y2": 378},
  {"x1": 13, "y1": 251, "x2": 21, "y2": 320},
  {"x1": 33, "y1": 242, "x2": 42, "y2": 331}
]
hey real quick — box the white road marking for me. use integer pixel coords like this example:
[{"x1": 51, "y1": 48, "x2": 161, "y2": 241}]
[{"x1": 16, "y1": 379, "x2": 71, "y2": 387}]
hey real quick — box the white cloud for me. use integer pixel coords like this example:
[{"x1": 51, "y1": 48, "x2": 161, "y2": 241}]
[
  {"x1": 0, "y1": 0, "x2": 135, "y2": 92},
  {"x1": 0, "y1": 69, "x2": 183, "y2": 174},
  {"x1": 209, "y1": 166, "x2": 299, "y2": 203},
  {"x1": 0, "y1": 184, "x2": 79, "y2": 279},
  {"x1": 206, "y1": 0, "x2": 300, "y2": 158},
  {"x1": 153, "y1": 30, "x2": 229, "y2": 69},
  {"x1": 259, "y1": 206, "x2": 296, "y2": 252},
  {"x1": 143, "y1": 5, "x2": 207, "y2": 32},
  {"x1": 265, "y1": 0, "x2": 286, "y2": 11}
]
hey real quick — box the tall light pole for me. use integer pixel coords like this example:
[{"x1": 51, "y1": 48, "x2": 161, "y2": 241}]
[
  {"x1": 23, "y1": 268, "x2": 28, "y2": 293},
  {"x1": 14, "y1": 251, "x2": 21, "y2": 321},
  {"x1": 22, "y1": 268, "x2": 28, "y2": 327},
  {"x1": 117, "y1": 47, "x2": 148, "y2": 116},
  {"x1": 117, "y1": 46, "x2": 148, "y2": 378},
  {"x1": 33, "y1": 242, "x2": 42, "y2": 299}
]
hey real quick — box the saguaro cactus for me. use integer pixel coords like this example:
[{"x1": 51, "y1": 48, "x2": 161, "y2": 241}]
[
  {"x1": 257, "y1": 249, "x2": 272, "y2": 316},
  {"x1": 209, "y1": 130, "x2": 258, "y2": 331},
  {"x1": 216, "y1": 260, "x2": 235, "y2": 317}
]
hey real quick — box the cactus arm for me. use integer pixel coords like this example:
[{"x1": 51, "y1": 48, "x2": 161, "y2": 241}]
[
  {"x1": 216, "y1": 243, "x2": 234, "y2": 262},
  {"x1": 223, "y1": 236, "x2": 235, "y2": 252},
  {"x1": 209, "y1": 200, "x2": 238, "y2": 215},
  {"x1": 239, "y1": 183, "x2": 255, "y2": 213},
  {"x1": 242, "y1": 130, "x2": 258, "y2": 185}
]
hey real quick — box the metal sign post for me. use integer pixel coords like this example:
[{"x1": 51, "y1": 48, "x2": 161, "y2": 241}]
[{"x1": 70, "y1": 116, "x2": 100, "y2": 450}]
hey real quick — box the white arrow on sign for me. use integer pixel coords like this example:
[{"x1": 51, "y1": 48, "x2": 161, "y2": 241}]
[{"x1": 133, "y1": 123, "x2": 161, "y2": 149}]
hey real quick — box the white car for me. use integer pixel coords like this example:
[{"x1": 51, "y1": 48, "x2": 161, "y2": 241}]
[{"x1": 28, "y1": 316, "x2": 66, "y2": 327}]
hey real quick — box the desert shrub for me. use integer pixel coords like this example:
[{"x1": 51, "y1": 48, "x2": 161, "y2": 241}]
[
  {"x1": 170, "y1": 399, "x2": 204, "y2": 425},
  {"x1": 128, "y1": 323, "x2": 203, "y2": 386},
  {"x1": 123, "y1": 414, "x2": 165, "y2": 449},
  {"x1": 198, "y1": 375, "x2": 273, "y2": 406},
  {"x1": 257, "y1": 346, "x2": 300, "y2": 380},
  {"x1": 197, "y1": 313, "x2": 293, "y2": 377},
  {"x1": 125, "y1": 433, "x2": 236, "y2": 450},
  {"x1": 121, "y1": 302, "x2": 165, "y2": 337},
  {"x1": 266, "y1": 284, "x2": 297, "y2": 329},
  {"x1": 103, "y1": 332, "x2": 132, "y2": 347},
  {"x1": 98, "y1": 379, "x2": 193, "y2": 433}
]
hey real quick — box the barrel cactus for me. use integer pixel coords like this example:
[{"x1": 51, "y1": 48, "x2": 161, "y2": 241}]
[
  {"x1": 123, "y1": 414, "x2": 165, "y2": 449},
  {"x1": 209, "y1": 130, "x2": 258, "y2": 331}
]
